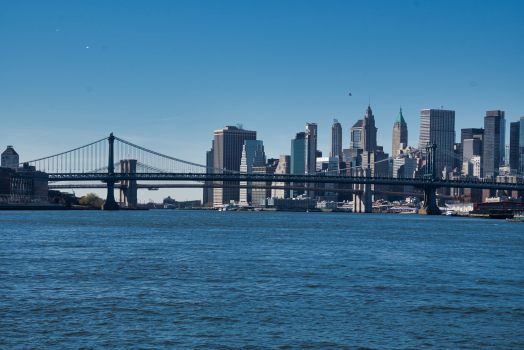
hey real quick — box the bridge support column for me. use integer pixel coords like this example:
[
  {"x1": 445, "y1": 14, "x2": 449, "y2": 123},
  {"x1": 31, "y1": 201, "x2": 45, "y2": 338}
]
[
  {"x1": 352, "y1": 168, "x2": 372, "y2": 213},
  {"x1": 119, "y1": 159, "x2": 137, "y2": 208},
  {"x1": 102, "y1": 180, "x2": 120, "y2": 210},
  {"x1": 102, "y1": 133, "x2": 120, "y2": 211},
  {"x1": 418, "y1": 186, "x2": 441, "y2": 215}
]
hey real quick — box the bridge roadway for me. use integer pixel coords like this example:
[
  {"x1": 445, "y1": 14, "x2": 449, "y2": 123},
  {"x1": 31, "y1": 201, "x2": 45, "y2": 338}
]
[{"x1": 48, "y1": 172, "x2": 524, "y2": 191}]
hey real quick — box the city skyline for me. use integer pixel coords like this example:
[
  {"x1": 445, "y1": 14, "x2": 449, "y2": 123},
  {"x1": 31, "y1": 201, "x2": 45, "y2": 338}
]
[{"x1": 1, "y1": 0, "x2": 523, "y2": 202}]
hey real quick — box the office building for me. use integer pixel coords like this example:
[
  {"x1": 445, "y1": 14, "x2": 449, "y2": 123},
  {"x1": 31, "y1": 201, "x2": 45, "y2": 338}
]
[
  {"x1": 251, "y1": 163, "x2": 277, "y2": 206},
  {"x1": 393, "y1": 157, "x2": 415, "y2": 193},
  {"x1": 392, "y1": 107, "x2": 408, "y2": 156},
  {"x1": 509, "y1": 121, "x2": 520, "y2": 172},
  {"x1": 350, "y1": 121, "x2": 363, "y2": 149},
  {"x1": 418, "y1": 109, "x2": 455, "y2": 176},
  {"x1": 1, "y1": 146, "x2": 19, "y2": 167},
  {"x1": 305, "y1": 123, "x2": 317, "y2": 197},
  {"x1": 213, "y1": 126, "x2": 256, "y2": 206},
  {"x1": 362, "y1": 105, "x2": 378, "y2": 152},
  {"x1": 203, "y1": 141, "x2": 214, "y2": 205},
  {"x1": 505, "y1": 143, "x2": 510, "y2": 166},
  {"x1": 316, "y1": 157, "x2": 339, "y2": 172},
  {"x1": 272, "y1": 155, "x2": 291, "y2": 199},
  {"x1": 463, "y1": 138, "x2": 482, "y2": 160},
  {"x1": 330, "y1": 119, "x2": 342, "y2": 159},
  {"x1": 305, "y1": 123, "x2": 317, "y2": 174},
  {"x1": 239, "y1": 140, "x2": 266, "y2": 204},
  {"x1": 462, "y1": 138, "x2": 482, "y2": 176},
  {"x1": 290, "y1": 132, "x2": 306, "y2": 197},
  {"x1": 520, "y1": 117, "x2": 524, "y2": 174},
  {"x1": 483, "y1": 110, "x2": 505, "y2": 177}
]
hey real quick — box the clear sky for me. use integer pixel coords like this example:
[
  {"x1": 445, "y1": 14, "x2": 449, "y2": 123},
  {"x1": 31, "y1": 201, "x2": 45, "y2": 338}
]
[{"x1": 1, "y1": 0, "x2": 523, "y2": 203}]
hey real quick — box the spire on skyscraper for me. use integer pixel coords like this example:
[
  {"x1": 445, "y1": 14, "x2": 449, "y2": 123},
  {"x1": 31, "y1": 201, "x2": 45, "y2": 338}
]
[{"x1": 395, "y1": 106, "x2": 406, "y2": 125}]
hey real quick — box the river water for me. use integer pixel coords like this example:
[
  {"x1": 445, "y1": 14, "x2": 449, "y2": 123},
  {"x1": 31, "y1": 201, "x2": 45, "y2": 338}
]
[{"x1": 1, "y1": 211, "x2": 523, "y2": 349}]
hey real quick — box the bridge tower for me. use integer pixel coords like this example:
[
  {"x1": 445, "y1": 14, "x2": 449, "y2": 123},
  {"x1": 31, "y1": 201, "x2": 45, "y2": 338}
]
[
  {"x1": 119, "y1": 159, "x2": 137, "y2": 207},
  {"x1": 418, "y1": 143, "x2": 440, "y2": 215},
  {"x1": 352, "y1": 168, "x2": 372, "y2": 213},
  {"x1": 102, "y1": 133, "x2": 120, "y2": 210}
]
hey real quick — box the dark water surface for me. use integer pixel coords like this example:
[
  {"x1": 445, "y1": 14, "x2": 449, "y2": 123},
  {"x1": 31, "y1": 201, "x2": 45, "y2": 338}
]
[{"x1": 1, "y1": 211, "x2": 523, "y2": 349}]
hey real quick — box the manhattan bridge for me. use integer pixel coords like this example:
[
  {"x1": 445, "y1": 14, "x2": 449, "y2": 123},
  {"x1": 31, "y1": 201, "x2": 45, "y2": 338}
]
[{"x1": 19, "y1": 133, "x2": 524, "y2": 214}]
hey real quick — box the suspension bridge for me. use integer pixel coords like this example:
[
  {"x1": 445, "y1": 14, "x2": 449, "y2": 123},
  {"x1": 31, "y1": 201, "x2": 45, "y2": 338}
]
[{"x1": 21, "y1": 133, "x2": 524, "y2": 214}]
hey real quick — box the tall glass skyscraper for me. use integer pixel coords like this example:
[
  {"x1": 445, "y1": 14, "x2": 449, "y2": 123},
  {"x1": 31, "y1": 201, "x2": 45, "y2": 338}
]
[
  {"x1": 290, "y1": 132, "x2": 306, "y2": 197},
  {"x1": 330, "y1": 119, "x2": 342, "y2": 159},
  {"x1": 483, "y1": 110, "x2": 505, "y2": 177},
  {"x1": 509, "y1": 121, "x2": 520, "y2": 171},
  {"x1": 418, "y1": 109, "x2": 455, "y2": 177},
  {"x1": 519, "y1": 117, "x2": 524, "y2": 174}
]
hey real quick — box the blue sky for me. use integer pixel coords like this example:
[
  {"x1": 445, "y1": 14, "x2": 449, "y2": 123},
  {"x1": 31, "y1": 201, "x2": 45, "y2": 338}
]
[{"x1": 1, "y1": 0, "x2": 523, "y2": 202}]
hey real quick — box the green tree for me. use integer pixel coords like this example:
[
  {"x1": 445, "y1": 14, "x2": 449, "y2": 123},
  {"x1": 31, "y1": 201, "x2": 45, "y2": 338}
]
[{"x1": 79, "y1": 193, "x2": 104, "y2": 208}]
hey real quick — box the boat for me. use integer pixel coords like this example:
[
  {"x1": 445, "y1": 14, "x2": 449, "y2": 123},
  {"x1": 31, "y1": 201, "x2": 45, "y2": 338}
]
[
  {"x1": 445, "y1": 209, "x2": 454, "y2": 216},
  {"x1": 506, "y1": 212, "x2": 524, "y2": 222}
]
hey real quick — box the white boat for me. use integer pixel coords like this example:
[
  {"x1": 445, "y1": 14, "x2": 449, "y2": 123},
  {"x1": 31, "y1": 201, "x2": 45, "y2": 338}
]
[{"x1": 445, "y1": 209, "x2": 454, "y2": 216}]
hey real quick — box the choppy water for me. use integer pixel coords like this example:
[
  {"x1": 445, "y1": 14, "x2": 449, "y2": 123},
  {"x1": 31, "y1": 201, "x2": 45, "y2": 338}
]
[{"x1": 1, "y1": 211, "x2": 523, "y2": 349}]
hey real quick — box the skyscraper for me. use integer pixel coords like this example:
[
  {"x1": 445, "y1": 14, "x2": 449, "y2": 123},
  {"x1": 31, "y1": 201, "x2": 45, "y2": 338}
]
[
  {"x1": 203, "y1": 141, "x2": 214, "y2": 205},
  {"x1": 483, "y1": 110, "x2": 505, "y2": 177},
  {"x1": 213, "y1": 126, "x2": 256, "y2": 206},
  {"x1": 305, "y1": 123, "x2": 317, "y2": 198},
  {"x1": 305, "y1": 123, "x2": 317, "y2": 174},
  {"x1": 271, "y1": 155, "x2": 291, "y2": 199},
  {"x1": 350, "y1": 121, "x2": 363, "y2": 149},
  {"x1": 460, "y1": 128, "x2": 484, "y2": 159},
  {"x1": 518, "y1": 117, "x2": 524, "y2": 174},
  {"x1": 290, "y1": 132, "x2": 306, "y2": 198},
  {"x1": 239, "y1": 140, "x2": 265, "y2": 204},
  {"x1": 361, "y1": 105, "x2": 377, "y2": 152},
  {"x1": 509, "y1": 121, "x2": 520, "y2": 171},
  {"x1": 392, "y1": 107, "x2": 408, "y2": 156},
  {"x1": 330, "y1": 119, "x2": 342, "y2": 159},
  {"x1": 418, "y1": 109, "x2": 455, "y2": 176}
]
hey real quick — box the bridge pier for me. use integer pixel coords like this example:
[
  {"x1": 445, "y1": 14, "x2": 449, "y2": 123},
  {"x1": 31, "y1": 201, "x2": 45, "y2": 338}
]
[
  {"x1": 353, "y1": 168, "x2": 372, "y2": 213},
  {"x1": 102, "y1": 180, "x2": 120, "y2": 210},
  {"x1": 119, "y1": 159, "x2": 137, "y2": 208},
  {"x1": 418, "y1": 186, "x2": 441, "y2": 215}
]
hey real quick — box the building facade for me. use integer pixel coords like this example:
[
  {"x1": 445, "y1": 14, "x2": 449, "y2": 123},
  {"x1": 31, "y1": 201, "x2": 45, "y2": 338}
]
[
  {"x1": 290, "y1": 132, "x2": 306, "y2": 198},
  {"x1": 392, "y1": 107, "x2": 408, "y2": 156},
  {"x1": 251, "y1": 165, "x2": 276, "y2": 206},
  {"x1": 361, "y1": 105, "x2": 378, "y2": 152},
  {"x1": 509, "y1": 121, "x2": 520, "y2": 172},
  {"x1": 203, "y1": 141, "x2": 214, "y2": 205},
  {"x1": 350, "y1": 121, "x2": 363, "y2": 149},
  {"x1": 1, "y1": 146, "x2": 19, "y2": 167},
  {"x1": 418, "y1": 109, "x2": 455, "y2": 177},
  {"x1": 213, "y1": 126, "x2": 257, "y2": 206},
  {"x1": 271, "y1": 155, "x2": 291, "y2": 199},
  {"x1": 483, "y1": 110, "x2": 505, "y2": 177},
  {"x1": 520, "y1": 117, "x2": 524, "y2": 174},
  {"x1": 239, "y1": 140, "x2": 266, "y2": 204},
  {"x1": 305, "y1": 123, "x2": 317, "y2": 197},
  {"x1": 330, "y1": 119, "x2": 342, "y2": 159}
]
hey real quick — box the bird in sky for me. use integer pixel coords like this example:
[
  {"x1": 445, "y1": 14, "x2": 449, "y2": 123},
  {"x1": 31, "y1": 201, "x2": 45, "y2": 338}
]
[{"x1": 348, "y1": 93, "x2": 352, "y2": 96}]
